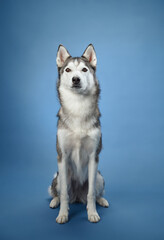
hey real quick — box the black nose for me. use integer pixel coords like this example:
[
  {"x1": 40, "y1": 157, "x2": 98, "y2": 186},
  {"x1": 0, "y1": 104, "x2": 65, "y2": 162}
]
[{"x1": 72, "y1": 77, "x2": 80, "y2": 85}]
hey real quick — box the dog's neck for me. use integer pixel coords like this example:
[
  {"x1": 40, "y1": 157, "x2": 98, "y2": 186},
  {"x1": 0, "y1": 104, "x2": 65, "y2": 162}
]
[
  {"x1": 59, "y1": 86, "x2": 98, "y2": 118},
  {"x1": 57, "y1": 86, "x2": 100, "y2": 131}
]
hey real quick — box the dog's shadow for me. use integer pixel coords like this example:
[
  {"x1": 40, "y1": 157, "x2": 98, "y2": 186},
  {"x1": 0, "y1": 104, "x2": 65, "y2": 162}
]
[{"x1": 46, "y1": 198, "x2": 106, "y2": 220}]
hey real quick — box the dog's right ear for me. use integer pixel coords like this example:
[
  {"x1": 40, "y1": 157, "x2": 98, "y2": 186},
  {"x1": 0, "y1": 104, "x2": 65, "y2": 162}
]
[{"x1": 56, "y1": 45, "x2": 71, "y2": 67}]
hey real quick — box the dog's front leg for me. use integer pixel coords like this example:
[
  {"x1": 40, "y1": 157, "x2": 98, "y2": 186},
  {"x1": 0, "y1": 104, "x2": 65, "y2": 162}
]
[
  {"x1": 56, "y1": 156, "x2": 69, "y2": 224},
  {"x1": 87, "y1": 152, "x2": 100, "y2": 223}
]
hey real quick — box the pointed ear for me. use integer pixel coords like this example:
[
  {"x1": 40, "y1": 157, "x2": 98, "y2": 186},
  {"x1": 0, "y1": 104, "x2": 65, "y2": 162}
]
[
  {"x1": 82, "y1": 44, "x2": 97, "y2": 68},
  {"x1": 56, "y1": 45, "x2": 71, "y2": 67}
]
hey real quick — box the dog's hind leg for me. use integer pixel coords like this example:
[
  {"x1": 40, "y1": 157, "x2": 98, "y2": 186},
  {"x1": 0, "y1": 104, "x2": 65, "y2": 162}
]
[
  {"x1": 49, "y1": 197, "x2": 60, "y2": 208},
  {"x1": 96, "y1": 171, "x2": 109, "y2": 208},
  {"x1": 48, "y1": 172, "x2": 60, "y2": 208},
  {"x1": 96, "y1": 197, "x2": 109, "y2": 207}
]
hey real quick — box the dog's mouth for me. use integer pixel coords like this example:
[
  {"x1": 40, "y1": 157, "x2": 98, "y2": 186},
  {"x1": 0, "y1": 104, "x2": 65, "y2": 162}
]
[{"x1": 72, "y1": 84, "x2": 81, "y2": 89}]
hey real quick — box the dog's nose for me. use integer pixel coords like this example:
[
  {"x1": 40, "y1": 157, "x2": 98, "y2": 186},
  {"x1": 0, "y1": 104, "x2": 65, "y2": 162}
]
[{"x1": 72, "y1": 77, "x2": 80, "y2": 85}]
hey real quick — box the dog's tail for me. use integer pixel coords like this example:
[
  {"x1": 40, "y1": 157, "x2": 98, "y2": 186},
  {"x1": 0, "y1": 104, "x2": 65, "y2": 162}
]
[
  {"x1": 48, "y1": 172, "x2": 59, "y2": 197},
  {"x1": 48, "y1": 185, "x2": 53, "y2": 197}
]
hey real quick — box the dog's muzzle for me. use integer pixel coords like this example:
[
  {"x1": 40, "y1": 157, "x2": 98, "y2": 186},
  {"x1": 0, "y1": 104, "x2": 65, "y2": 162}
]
[{"x1": 72, "y1": 77, "x2": 81, "y2": 88}]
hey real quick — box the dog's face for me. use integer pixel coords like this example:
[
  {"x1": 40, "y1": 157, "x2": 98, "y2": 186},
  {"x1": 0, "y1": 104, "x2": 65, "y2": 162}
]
[{"x1": 56, "y1": 44, "x2": 97, "y2": 95}]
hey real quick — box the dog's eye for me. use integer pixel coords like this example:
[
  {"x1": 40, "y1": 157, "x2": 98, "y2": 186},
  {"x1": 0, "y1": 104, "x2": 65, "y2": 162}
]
[
  {"x1": 82, "y1": 68, "x2": 88, "y2": 72},
  {"x1": 65, "y1": 68, "x2": 71, "y2": 72}
]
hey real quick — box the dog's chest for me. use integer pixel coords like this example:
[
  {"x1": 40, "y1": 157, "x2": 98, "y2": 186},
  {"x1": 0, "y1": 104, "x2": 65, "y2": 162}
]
[
  {"x1": 58, "y1": 88, "x2": 100, "y2": 184},
  {"x1": 69, "y1": 133, "x2": 94, "y2": 183},
  {"x1": 58, "y1": 127, "x2": 99, "y2": 184}
]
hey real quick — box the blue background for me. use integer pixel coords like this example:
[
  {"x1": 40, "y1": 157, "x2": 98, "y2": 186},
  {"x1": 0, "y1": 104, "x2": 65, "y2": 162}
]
[{"x1": 0, "y1": 0, "x2": 164, "y2": 239}]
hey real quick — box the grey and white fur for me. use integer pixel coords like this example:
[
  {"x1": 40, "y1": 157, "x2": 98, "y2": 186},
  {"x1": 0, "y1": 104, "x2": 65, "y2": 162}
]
[{"x1": 48, "y1": 44, "x2": 109, "y2": 224}]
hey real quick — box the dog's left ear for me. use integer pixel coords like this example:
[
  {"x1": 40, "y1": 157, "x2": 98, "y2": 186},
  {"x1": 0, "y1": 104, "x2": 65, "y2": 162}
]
[{"x1": 82, "y1": 44, "x2": 97, "y2": 68}]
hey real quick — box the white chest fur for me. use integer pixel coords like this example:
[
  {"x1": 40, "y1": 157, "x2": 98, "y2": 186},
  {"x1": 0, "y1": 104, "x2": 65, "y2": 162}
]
[
  {"x1": 58, "y1": 86, "x2": 100, "y2": 184},
  {"x1": 59, "y1": 86, "x2": 98, "y2": 133},
  {"x1": 58, "y1": 127, "x2": 101, "y2": 184}
]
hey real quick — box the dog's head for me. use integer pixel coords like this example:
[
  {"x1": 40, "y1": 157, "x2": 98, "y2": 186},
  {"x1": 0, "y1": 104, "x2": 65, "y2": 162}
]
[{"x1": 56, "y1": 44, "x2": 98, "y2": 95}]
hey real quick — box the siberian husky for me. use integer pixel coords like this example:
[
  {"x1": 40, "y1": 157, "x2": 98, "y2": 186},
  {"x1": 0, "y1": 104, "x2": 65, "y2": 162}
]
[{"x1": 49, "y1": 44, "x2": 109, "y2": 224}]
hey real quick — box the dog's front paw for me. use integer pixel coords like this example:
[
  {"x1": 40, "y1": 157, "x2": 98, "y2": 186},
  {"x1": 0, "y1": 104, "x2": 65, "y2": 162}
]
[
  {"x1": 88, "y1": 211, "x2": 100, "y2": 223},
  {"x1": 56, "y1": 213, "x2": 68, "y2": 224}
]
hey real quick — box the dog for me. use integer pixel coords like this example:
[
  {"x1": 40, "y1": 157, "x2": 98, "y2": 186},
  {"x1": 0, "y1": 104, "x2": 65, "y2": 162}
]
[{"x1": 48, "y1": 44, "x2": 109, "y2": 224}]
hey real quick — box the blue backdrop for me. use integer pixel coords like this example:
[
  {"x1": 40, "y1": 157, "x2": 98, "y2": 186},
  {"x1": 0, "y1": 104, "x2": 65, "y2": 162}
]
[{"x1": 0, "y1": 0, "x2": 164, "y2": 239}]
